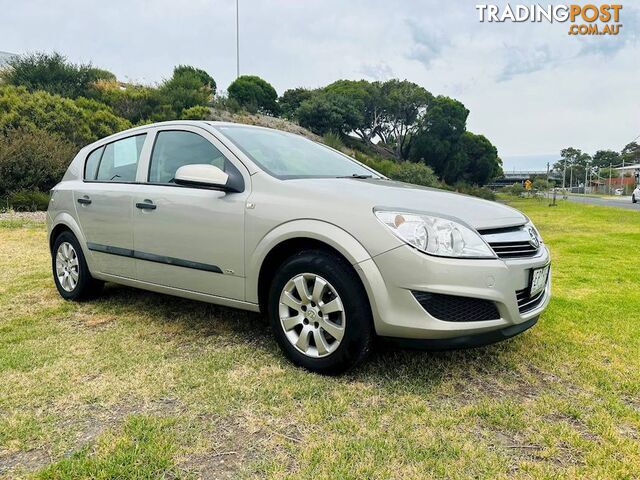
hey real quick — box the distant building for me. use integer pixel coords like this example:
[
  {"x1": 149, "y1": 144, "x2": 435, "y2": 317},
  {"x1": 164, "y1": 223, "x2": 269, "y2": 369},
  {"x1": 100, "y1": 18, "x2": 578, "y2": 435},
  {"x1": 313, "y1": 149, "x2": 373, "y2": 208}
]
[
  {"x1": 614, "y1": 163, "x2": 640, "y2": 177},
  {"x1": 0, "y1": 51, "x2": 17, "y2": 67}
]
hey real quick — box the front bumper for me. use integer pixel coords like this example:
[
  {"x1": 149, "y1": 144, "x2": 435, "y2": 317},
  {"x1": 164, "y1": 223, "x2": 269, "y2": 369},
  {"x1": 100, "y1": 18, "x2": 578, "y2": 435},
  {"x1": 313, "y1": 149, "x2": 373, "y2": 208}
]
[{"x1": 354, "y1": 244, "x2": 551, "y2": 341}]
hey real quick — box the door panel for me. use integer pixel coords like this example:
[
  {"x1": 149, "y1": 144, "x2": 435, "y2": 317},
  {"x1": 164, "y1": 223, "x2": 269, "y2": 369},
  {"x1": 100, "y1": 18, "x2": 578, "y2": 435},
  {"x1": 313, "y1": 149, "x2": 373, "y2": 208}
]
[
  {"x1": 73, "y1": 134, "x2": 148, "y2": 278},
  {"x1": 131, "y1": 127, "x2": 250, "y2": 301},
  {"x1": 132, "y1": 185, "x2": 247, "y2": 299},
  {"x1": 74, "y1": 183, "x2": 135, "y2": 277}
]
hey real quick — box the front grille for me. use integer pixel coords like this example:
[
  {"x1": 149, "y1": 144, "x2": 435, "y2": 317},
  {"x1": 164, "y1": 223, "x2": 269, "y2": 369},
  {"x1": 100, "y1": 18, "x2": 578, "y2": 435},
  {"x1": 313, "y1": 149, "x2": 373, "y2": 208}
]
[
  {"x1": 412, "y1": 291, "x2": 500, "y2": 322},
  {"x1": 478, "y1": 225, "x2": 540, "y2": 259},
  {"x1": 516, "y1": 288, "x2": 545, "y2": 313},
  {"x1": 488, "y1": 241, "x2": 539, "y2": 258}
]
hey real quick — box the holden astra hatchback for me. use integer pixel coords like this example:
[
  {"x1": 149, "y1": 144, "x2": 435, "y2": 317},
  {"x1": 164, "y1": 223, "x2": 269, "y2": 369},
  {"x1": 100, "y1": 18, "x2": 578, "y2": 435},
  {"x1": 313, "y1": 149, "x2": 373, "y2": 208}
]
[{"x1": 47, "y1": 121, "x2": 551, "y2": 374}]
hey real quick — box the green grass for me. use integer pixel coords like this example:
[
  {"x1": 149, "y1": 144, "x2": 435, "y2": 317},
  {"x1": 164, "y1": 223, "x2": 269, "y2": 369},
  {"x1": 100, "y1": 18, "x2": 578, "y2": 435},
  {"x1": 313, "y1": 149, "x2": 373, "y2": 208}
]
[{"x1": 0, "y1": 199, "x2": 639, "y2": 478}]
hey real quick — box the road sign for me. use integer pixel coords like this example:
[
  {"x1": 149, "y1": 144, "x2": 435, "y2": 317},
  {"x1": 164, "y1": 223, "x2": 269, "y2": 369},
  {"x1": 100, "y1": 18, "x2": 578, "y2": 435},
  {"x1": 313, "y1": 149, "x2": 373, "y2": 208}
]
[{"x1": 524, "y1": 179, "x2": 532, "y2": 191}]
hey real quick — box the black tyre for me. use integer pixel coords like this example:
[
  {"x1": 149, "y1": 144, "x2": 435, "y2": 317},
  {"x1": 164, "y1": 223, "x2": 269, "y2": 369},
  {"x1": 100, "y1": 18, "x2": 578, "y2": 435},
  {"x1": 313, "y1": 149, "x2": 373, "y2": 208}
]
[
  {"x1": 268, "y1": 249, "x2": 373, "y2": 375},
  {"x1": 633, "y1": 194, "x2": 637, "y2": 204},
  {"x1": 51, "y1": 231, "x2": 103, "y2": 300}
]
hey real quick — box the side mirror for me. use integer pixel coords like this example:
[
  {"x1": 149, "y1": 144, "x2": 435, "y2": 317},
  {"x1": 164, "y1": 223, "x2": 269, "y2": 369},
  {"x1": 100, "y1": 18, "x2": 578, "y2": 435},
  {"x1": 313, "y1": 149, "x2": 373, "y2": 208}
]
[{"x1": 174, "y1": 164, "x2": 233, "y2": 191}]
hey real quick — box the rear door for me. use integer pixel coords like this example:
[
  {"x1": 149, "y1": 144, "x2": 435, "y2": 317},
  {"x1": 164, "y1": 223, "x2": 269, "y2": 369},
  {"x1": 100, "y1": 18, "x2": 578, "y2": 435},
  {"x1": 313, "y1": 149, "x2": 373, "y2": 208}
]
[
  {"x1": 74, "y1": 134, "x2": 149, "y2": 278},
  {"x1": 131, "y1": 126, "x2": 250, "y2": 300}
]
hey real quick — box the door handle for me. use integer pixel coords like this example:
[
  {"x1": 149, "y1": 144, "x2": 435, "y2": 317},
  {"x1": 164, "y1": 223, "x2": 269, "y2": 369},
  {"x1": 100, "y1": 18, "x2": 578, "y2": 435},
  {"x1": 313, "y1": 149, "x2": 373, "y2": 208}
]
[
  {"x1": 77, "y1": 196, "x2": 92, "y2": 205},
  {"x1": 136, "y1": 200, "x2": 157, "y2": 210}
]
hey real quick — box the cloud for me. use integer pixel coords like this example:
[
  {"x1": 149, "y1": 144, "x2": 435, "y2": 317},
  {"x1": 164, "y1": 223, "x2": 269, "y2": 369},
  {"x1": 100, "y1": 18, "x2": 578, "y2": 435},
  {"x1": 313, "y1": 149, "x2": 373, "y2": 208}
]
[
  {"x1": 360, "y1": 63, "x2": 394, "y2": 80},
  {"x1": 497, "y1": 44, "x2": 556, "y2": 82},
  {"x1": 0, "y1": 0, "x2": 637, "y2": 158},
  {"x1": 405, "y1": 19, "x2": 448, "y2": 68},
  {"x1": 575, "y1": 6, "x2": 639, "y2": 57}
]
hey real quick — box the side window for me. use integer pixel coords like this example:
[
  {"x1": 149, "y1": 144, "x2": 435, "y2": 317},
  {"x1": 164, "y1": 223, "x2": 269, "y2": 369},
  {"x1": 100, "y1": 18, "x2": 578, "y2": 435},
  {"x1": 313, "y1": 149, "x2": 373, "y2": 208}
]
[
  {"x1": 84, "y1": 146, "x2": 104, "y2": 180},
  {"x1": 95, "y1": 134, "x2": 146, "y2": 182},
  {"x1": 148, "y1": 130, "x2": 237, "y2": 184}
]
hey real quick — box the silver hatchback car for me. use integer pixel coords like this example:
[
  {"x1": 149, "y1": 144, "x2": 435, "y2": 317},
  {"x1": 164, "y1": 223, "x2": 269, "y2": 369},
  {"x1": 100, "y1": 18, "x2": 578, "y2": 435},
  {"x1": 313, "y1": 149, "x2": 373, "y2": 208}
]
[{"x1": 47, "y1": 121, "x2": 551, "y2": 373}]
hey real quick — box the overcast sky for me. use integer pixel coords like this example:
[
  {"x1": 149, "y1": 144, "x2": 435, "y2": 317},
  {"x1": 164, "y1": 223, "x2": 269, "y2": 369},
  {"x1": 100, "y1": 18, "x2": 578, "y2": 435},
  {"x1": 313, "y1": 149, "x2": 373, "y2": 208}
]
[{"x1": 1, "y1": 0, "x2": 638, "y2": 168}]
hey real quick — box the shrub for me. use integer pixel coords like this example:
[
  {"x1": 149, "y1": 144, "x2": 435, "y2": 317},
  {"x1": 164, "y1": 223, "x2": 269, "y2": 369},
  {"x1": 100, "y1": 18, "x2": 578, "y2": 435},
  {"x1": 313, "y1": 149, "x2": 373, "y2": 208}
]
[
  {"x1": 0, "y1": 129, "x2": 76, "y2": 197},
  {"x1": 390, "y1": 162, "x2": 439, "y2": 187},
  {"x1": 353, "y1": 152, "x2": 439, "y2": 188},
  {"x1": 227, "y1": 75, "x2": 279, "y2": 115},
  {"x1": 503, "y1": 182, "x2": 525, "y2": 196},
  {"x1": 91, "y1": 81, "x2": 164, "y2": 124},
  {"x1": 321, "y1": 132, "x2": 344, "y2": 151},
  {"x1": 0, "y1": 85, "x2": 130, "y2": 146},
  {"x1": 7, "y1": 190, "x2": 50, "y2": 211},
  {"x1": 180, "y1": 105, "x2": 210, "y2": 120},
  {"x1": 1, "y1": 52, "x2": 115, "y2": 99},
  {"x1": 158, "y1": 65, "x2": 215, "y2": 118},
  {"x1": 453, "y1": 183, "x2": 496, "y2": 201}
]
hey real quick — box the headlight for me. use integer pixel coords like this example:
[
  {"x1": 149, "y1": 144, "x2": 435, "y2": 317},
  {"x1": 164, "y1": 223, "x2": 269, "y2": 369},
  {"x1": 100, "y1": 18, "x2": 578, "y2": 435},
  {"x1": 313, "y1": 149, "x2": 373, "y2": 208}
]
[
  {"x1": 375, "y1": 210, "x2": 495, "y2": 258},
  {"x1": 525, "y1": 221, "x2": 544, "y2": 245}
]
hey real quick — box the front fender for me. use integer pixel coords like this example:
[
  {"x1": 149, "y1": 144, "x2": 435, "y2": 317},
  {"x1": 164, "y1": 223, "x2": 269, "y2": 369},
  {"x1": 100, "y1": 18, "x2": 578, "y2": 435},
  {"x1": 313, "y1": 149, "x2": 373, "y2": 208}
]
[{"x1": 246, "y1": 219, "x2": 373, "y2": 304}]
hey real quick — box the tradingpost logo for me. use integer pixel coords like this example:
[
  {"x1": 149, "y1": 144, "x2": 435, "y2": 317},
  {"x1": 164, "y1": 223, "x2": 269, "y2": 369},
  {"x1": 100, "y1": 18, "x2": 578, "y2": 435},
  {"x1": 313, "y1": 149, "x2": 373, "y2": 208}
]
[{"x1": 476, "y1": 3, "x2": 623, "y2": 35}]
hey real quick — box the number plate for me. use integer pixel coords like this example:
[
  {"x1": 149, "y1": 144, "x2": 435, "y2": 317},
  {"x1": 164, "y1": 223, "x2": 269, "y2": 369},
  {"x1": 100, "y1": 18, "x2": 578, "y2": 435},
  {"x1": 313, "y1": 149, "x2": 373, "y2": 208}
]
[{"x1": 530, "y1": 265, "x2": 550, "y2": 297}]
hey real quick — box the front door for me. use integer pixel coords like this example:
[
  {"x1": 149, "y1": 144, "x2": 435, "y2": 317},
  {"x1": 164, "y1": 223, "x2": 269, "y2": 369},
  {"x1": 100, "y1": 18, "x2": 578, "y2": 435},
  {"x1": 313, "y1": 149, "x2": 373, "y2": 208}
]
[
  {"x1": 74, "y1": 134, "x2": 148, "y2": 278},
  {"x1": 132, "y1": 127, "x2": 250, "y2": 300}
]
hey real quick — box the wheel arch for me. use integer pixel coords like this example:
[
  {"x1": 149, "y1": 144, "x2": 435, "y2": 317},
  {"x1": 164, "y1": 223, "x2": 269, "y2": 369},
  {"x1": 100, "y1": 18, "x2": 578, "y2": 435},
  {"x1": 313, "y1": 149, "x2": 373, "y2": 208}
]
[
  {"x1": 48, "y1": 213, "x2": 88, "y2": 255},
  {"x1": 248, "y1": 220, "x2": 373, "y2": 313}
]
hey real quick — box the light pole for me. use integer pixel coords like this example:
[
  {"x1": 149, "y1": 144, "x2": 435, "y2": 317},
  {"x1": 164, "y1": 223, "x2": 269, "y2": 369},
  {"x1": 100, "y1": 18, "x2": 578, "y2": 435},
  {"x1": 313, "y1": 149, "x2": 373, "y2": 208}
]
[{"x1": 236, "y1": 0, "x2": 240, "y2": 79}]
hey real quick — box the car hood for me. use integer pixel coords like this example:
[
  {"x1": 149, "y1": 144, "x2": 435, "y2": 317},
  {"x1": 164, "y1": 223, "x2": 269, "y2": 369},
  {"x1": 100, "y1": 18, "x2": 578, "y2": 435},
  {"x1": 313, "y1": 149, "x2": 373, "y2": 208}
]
[{"x1": 286, "y1": 178, "x2": 527, "y2": 230}]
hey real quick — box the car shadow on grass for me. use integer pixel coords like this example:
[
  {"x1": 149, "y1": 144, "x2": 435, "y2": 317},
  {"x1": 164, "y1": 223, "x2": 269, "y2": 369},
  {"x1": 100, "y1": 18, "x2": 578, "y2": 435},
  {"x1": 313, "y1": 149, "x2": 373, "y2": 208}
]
[{"x1": 89, "y1": 283, "x2": 537, "y2": 395}]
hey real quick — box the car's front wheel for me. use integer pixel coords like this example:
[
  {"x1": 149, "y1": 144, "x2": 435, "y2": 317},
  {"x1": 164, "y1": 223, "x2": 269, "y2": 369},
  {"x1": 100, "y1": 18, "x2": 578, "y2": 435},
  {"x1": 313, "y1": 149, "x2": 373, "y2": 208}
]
[
  {"x1": 633, "y1": 194, "x2": 637, "y2": 204},
  {"x1": 268, "y1": 249, "x2": 373, "y2": 375},
  {"x1": 52, "y1": 231, "x2": 103, "y2": 300}
]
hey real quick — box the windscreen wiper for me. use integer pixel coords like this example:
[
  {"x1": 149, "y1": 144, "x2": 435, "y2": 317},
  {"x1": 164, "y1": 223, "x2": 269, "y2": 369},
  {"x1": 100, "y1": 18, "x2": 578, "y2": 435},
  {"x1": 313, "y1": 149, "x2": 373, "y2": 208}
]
[{"x1": 337, "y1": 174, "x2": 373, "y2": 179}]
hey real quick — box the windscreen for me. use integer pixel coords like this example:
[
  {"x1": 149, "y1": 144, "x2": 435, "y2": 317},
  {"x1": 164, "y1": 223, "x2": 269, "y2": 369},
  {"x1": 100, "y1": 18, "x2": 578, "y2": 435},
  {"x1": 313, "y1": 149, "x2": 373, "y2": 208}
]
[{"x1": 216, "y1": 125, "x2": 380, "y2": 179}]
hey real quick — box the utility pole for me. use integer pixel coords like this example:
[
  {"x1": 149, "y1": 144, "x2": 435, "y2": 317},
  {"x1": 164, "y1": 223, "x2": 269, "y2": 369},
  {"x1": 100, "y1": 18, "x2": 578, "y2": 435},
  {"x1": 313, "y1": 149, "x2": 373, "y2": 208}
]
[
  {"x1": 562, "y1": 159, "x2": 567, "y2": 190},
  {"x1": 569, "y1": 166, "x2": 573, "y2": 192},
  {"x1": 236, "y1": 0, "x2": 240, "y2": 79},
  {"x1": 547, "y1": 161, "x2": 556, "y2": 206},
  {"x1": 584, "y1": 162, "x2": 588, "y2": 195},
  {"x1": 609, "y1": 163, "x2": 612, "y2": 194}
]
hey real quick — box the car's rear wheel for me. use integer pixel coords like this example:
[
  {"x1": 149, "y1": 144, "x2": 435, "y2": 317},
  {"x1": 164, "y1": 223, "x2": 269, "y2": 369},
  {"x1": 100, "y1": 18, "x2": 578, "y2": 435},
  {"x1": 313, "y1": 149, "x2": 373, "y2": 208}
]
[
  {"x1": 52, "y1": 231, "x2": 103, "y2": 300},
  {"x1": 268, "y1": 249, "x2": 373, "y2": 374},
  {"x1": 633, "y1": 194, "x2": 637, "y2": 204}
]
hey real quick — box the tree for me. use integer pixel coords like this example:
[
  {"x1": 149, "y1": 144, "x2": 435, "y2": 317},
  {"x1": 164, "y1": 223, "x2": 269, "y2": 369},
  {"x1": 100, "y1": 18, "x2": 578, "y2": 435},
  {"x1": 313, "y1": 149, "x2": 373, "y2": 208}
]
[
  {"x1": 227, "y1": 75, "x2": 279, "y2": 115},
  {"x1": 453, "y1": 132, "x2": 502, "y2": 185},
  {"x1": 279, "y1": 88, "x2": 314, "y2": 119},
  {"x1": 553, "y1": 147, "x2": 592, "y2": 186},
  {"x1": 409, "y1": 96, "x2": 468, "y2": 181},
  {"x1": 592, "y1": 149, "x2": 620, "y2": 168},
  {"x1": 158, "y1": 65, "x2": 216, "y2": 118},
  {"x1": 324, "y1": 80, "x2": 385, "y2": 143},
  {"x1": 378, "y1": 80, "x2": 432, "y2": 160},
  {"x1": 1, "y1": 52, "x2": 115, "y2": 99},
  {"x1": 296, "y1": 92, "x2": 362, "y2": 136},
  {"x1": 621, "y1": 141, "x2": 640, "y2": 165}
]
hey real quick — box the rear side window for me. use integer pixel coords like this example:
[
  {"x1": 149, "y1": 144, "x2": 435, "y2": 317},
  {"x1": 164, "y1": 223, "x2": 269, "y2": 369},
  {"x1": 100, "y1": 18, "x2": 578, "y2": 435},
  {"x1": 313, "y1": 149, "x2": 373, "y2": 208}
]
[
  {"x1": 84, "y1": 147, "x2": 104, "y2": 180},
  {"x1": 91, "y1": 134, "x2": 146, "y2": 182},
  {"x1": 148, "y1": 130, "x2": 238, "y2": 184}
]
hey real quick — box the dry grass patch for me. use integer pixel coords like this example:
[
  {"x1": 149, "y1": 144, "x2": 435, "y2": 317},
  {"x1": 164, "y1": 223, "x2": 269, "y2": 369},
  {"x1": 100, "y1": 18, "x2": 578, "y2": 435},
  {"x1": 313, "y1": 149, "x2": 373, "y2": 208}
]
[{"x1": 1, "y1": 199, "x2": 639, "y2": 478}]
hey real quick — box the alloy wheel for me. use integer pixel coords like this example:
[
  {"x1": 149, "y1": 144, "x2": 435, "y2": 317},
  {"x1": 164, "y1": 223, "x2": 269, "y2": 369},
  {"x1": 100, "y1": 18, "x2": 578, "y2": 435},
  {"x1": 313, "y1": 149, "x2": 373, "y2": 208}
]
[
  {"x1": 55, "y1": 241, "x2": 79, "y2": 292},
  {"x1": 278, "y1": 273, "x2": 346, "y2": 358}
]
